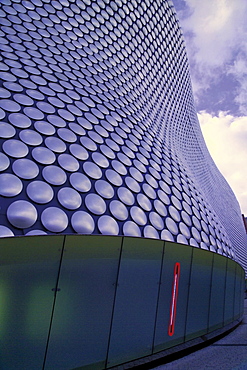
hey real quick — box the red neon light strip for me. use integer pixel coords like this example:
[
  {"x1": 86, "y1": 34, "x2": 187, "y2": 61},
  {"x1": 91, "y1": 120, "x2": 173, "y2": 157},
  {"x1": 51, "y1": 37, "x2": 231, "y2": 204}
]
[{"x1": 168, "y1": 262, "x2": 180, "y2": 336}]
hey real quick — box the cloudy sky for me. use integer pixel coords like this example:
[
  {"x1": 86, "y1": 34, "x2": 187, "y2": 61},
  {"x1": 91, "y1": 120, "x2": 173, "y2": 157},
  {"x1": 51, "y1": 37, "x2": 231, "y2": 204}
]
[{"x1": 173, "y1": 0, "x2": 247, "y2": 215}]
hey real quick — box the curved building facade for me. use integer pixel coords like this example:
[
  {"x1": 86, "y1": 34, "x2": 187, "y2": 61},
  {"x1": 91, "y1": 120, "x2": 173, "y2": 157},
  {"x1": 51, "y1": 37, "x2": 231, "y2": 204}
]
[{"x1": 0, "y1": 0, "x2": 246, "y2": 271}]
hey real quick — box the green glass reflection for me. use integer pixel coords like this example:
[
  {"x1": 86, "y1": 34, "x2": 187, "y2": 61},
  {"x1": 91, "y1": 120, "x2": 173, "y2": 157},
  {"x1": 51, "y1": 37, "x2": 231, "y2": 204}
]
[
  {"x1": 234, "y1": 263, "x2": 244, "y2": 320},
  {"x1": 1, "y1": 234, "x2": 244, "y2": 370},
  {"x1": 107, "y1": 237, "x2": 164, "y2": 367},
  {"x1": 0, "y1": 235, "x2": 64, "y2": 370},
  {"x1": 44, "y1": 235, "x2": 122, "y2": 370},
  {"x1": 208, "y1": 254, "x2": 227, "y2": 332},
  {"x1": 224, "y1": 258, "x2": 236, "y2": 325},
  {"x1": 185, "y1": 248, "x2": 213, "y2": 341},
  {"x1": 0, "y1": 280, "x2": 9, "y2": 339}
]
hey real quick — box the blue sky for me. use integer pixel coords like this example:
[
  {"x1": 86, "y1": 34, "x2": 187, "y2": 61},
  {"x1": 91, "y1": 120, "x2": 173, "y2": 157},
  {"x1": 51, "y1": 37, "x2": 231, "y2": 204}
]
[{"x1": 173, "y1": 0, "x2": 247, "y2": 215}]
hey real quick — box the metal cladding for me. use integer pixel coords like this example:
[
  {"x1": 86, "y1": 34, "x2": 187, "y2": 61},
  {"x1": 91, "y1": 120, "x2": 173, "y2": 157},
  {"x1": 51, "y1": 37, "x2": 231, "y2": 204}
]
[{"x1": 0, "y1": 0, "x2": 246, "y2": 270}]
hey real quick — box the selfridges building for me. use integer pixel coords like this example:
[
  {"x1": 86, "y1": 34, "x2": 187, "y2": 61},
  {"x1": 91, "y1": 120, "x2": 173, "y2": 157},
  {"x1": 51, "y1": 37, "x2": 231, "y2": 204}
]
[{"x1": 0, "y1": 0, "x2": 246, "y2": 269}]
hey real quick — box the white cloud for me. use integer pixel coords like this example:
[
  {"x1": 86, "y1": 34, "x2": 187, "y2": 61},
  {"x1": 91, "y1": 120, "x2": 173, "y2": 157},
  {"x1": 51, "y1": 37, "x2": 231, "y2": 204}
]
[
  {"x1": 177, "y1": 0, "x2": 247, "y2": 112},
  {"x1": 227, "y1": 57, "x2": 247, "y2": 115},
  {"x1": 199, "y1": 111, "x2": 247, "y2": 214},
  {"x1": 174, "y1": 0, "x2": 247, "y2": 214},
  {"x1": 182, "y1": 0, "x2": 246, "y2": 64}
]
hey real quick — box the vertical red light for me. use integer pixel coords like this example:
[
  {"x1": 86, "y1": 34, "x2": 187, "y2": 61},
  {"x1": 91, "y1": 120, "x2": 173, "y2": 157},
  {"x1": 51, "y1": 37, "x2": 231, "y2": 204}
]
[{"x1": 168, "y1": 262, "x2": 180, "y2": 336}]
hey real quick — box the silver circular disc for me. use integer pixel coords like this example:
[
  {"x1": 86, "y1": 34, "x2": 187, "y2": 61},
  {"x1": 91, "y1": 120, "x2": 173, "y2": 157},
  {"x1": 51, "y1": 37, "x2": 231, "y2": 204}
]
[
  {"x1": 27, "y1": 181, "x2": 54, "y2": 204},
  {"x1": 130, "y1": 167, "x2": 143, "y2": 182},
  {"x1": 45, "y1": 137, "x2": 67, "y2": 153},
  {"x1": 165, "y1": 217, "x2": 178, "y2": 235},
  {"x1": 189, "y1": 238, "x2": 199, "y2": 247},
  {"x1": 125, "y1": 177, "x2": 140, "y2": 193},
  {"x1": 98, "y1": 215, "x2": 119, "y2": 235},
  {"x1": 0, "y1": 153, "x2": 10, "y2": 171},
  {"x1": 95, "y1": 180, "x2": 114, "y2": 198},
  {"x1": 7, "y1": 200, "x2": 37, "y2": 229},
  {"x1": 0, "y1": 225, "x2": 14, "y2": 237},
  {"x1": 144, "y1": 225, "x2": 159, "y2": 239},
  {"x1": 200, "y1": 242, "x2": 209, "y2": 250},
  {"x1": 210, "y1": 245, "x2": 217, "y2": 252},
  {"x1": 210, "y1": 235, "x2": 216, "y2": 247},
  {"x1": 130, "y1": 206, "x2": 147, "y2": 226},
  {"x1": 192, "y1": 206, "x2": 200, "y2": 219},
  {"x1": 41, "y1": 207, "x2": 68, "y2": 232},
  {"x1": 0, "y1": 173, "x2": 23, "y2": 197},
  {"x1": 0, "y1": 99, "x2": 21, "y2": 112},
  {"x1": 177, "y1": 234, "x2": 188, "y2": 245},
  {"x1": 58, "y1": 153, "x2": 79, "y2": 172},
  {"x1": 191, "y1": 227, "x2": 201, "y2": 242},
  {"x1": 0, "y1": 122, "x2": 16, "y2": 138},
  {"x1": 143, "y1": 183, "x2": 156, "y2": 199},
  {"x1": 83, "y1": 161, "x2": 102, "y2": 179},
  {"x1": 42, "y1": 165, "x2": 67, "y2": 185},
  {"x1": 161, "y1": 229, "x2": 174, "y2": 241},
  {"x1": 69, "y1": 123, "x2": 85, "y2": 136},
  {"x1": 32, "y1": 147, "x2": 56, "y2": 164},
  {"x1": 69, "y1": 173, "x2": 91, "y2": 192},
  {"x1": 181, "y1": 211, "x2": 192, "y2": 226},
  {"x1": 201, "y1": 230, "x2": 209, "y2": 244},
  {"x1": 169, "y1": 205, "x2": 181, "y2": 222},
  {"x1": 34, "y1": 121, "x2": 55, "y2": 135},
  {"x1": 110, "y1": 200, "x2": 128, "y2": 220},
  {"x1": 12, "y1": 158, "x2": 39, "y2": 179},
  {"x1": 92, "y1": 152, "x2": 109, "y2": 168},
  {"x1": 179, "y1": 222, "x2": 191, "y2": 239},
  {"x1": 71, "y1": 211, "x2": 95, "y2": 234},
  {"x1": 117, "y1": 152, "x2": 131, "y2": 165},
  {"x1": 69, "y1": 144, "x2": 89, "y2": 160},
  {"x1": 100, "y1": 144, "x2": 115, "y2": 159},
  {"x1": 19, "y1": 129, "x2": 43, "y2": 146},
  {"x1": 37, "y1": 102, "x2": 55, "y2": 114},
  {"x1": 182, "y1": 201, "x2": 192, "y2": 215},
  {"x1": 25, "y1": 230, "x2": 47, "y2": 236},
  {"x1": 145, "y1": 174, "x2": 158, "y2": 188},
  {"x1": 171, "y1": 195, "x2": 182, "y2": 210},
  {"x1": 149, "y1": 212, "x2": 164, "y2": 230},
  {"x1": 48, "y1": 115, "x2": 66, "y2": 128},
  {"x1": 112, "y1": 160, "x2": 127, "y2": 175},
  {"x1": 57, "y1": 187, "x2": 82, "y2": 210},
  {"x1": 117, "y1": 187, "x2": 135, "y2": 205},
  {"x1": 201, "y1": 220, "x2": 209, "y2": 234},
  {"x1": 137, "y1": 194, "x2": 152, "y2": 211},
  {"x1": 192, "y1": 216, "x2": 201, "y2": 230},
  {"x1": 123, "y1": 221, "x2": 141, "y2": 237},
  {"x1": 57, "y1": 128, "x2": 77, "y2": 142},
  {"x1": 3, "y1": 139, "x2": 29, "y2": 158},
  {"x1": 85, "y1": 194, "x2": 106, "y2": 215},
  {"x1": 158, "y1": 189, "x2": 170, "y2": 204},
  {"x1": 24, "y1": 107, "x2": 44, "y2": 120},
  {"x1": 154, "y1": 199, "x2": 167, "y2": 217},
  {"x1": 80, "y1": 136, "x2": 97, "y2": 151},
  {"x1": 105, "y1": 169, "x2": 122, "y2": 186}
]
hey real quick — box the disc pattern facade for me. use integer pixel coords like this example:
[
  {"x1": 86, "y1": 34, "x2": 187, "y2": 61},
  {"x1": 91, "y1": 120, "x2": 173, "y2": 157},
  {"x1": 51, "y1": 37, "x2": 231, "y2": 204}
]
[{"x1": 0, "y1": 0, "x2": 246, "y2": 270}]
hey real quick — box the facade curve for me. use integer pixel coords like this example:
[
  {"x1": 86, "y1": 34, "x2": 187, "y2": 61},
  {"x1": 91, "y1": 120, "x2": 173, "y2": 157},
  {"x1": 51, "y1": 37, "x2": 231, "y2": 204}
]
[{"x1": 0, "y1": 0, "x2": 246, "y2": 271}]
